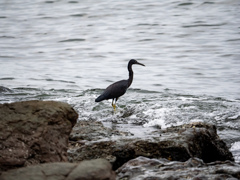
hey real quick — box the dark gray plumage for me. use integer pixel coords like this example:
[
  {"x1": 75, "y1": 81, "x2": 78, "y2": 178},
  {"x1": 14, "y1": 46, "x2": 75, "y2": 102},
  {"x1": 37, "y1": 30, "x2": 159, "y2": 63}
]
[{"x1": 95, "y1": 59, "x2": 145, "y2": 110}]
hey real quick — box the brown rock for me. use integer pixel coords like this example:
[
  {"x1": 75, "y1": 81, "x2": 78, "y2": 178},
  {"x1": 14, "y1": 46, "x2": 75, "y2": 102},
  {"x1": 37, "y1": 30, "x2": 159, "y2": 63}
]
[
  {"x1": 68, "y1": 122, "x2": 233, "y2": 170},
  {"x1": 0, "y1": 100, "x2": 78, "y2": 172},
  {"x1": 0, "y1": 159, "x2": 116, "y2": 180}
]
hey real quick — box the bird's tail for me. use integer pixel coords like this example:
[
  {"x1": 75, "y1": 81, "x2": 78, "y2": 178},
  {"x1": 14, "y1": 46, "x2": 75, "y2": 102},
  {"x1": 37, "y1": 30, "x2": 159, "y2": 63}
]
[{"x1": 95, "y1": 95, "x2": 105, "y2": 102}]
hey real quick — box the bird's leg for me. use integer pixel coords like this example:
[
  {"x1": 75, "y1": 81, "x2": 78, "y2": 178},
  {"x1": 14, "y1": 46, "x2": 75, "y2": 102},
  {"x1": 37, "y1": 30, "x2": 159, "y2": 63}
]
[
  {"x1": 112, "y1": 99, "x2": 116, "y2": 111},
  {"x1": 113, "y1": 98, "x2": 119, "y2": 111}
]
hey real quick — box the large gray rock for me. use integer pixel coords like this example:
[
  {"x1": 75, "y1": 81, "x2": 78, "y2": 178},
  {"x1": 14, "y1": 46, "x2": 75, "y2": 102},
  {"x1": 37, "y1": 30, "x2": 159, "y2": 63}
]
[
  {"x1": 116, "y1": 156, "x2": 240, "y2": 180},
  {"x1": 0, "y1": 100, "x2": 78, "y2": 172},
  {"x1": 0, "y1": 159, "x2": 116, "y2": 180},
  {"x1": 68, "y1": 122, "x2": 233, "y2": 170}
]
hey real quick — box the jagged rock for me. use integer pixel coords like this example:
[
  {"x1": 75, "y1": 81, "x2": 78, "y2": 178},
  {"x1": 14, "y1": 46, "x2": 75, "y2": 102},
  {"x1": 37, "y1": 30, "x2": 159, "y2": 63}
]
[
  {"x1": 68, "y1": 122, "x2": 233, "y2": 170},
  {"x1": 0, "y1": 159, "x2": 116, "y2": 180},
  {"x1": 116, "y1": 156, "x2": 240, "y2": 180},
  {"x1": 0, "y1": 100, "x2": 78, "y2": 172}
]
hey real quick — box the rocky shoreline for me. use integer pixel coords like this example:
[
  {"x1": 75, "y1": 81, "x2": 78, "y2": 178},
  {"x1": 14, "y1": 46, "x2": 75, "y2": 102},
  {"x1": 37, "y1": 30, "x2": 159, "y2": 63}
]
[{"x1": 0, "y1": 100, "x2": 239, "y2": 180}]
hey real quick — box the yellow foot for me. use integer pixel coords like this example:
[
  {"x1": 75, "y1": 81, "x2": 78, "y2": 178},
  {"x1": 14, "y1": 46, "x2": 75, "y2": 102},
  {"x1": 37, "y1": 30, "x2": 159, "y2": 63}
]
[{"x1": 112, "y1": 104, "x2": 116, "y2": 111}]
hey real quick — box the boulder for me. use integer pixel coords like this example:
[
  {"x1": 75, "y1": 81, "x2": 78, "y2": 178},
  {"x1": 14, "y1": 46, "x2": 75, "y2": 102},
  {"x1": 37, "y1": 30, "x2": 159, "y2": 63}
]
[
  {"x1": 116, "y1": 156, "x2": 240, "y2": 180},
  {"x1": 0, "y1": 100, "x2": 78, "y2": 172},
  {"x1": 0, "y1": 159, "x2": 116, "y2": 180},
  {"x1": 68, "y1": 122, "x2": 233, "y2": 170}
]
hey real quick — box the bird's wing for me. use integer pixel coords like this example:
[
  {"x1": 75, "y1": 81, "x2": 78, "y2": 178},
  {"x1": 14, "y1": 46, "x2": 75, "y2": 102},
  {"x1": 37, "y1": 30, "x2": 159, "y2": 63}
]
[
  {"x1": 108, "y1": 80, "x2": 128, "y2": 98},
  {"x1": 95, "y1": 80, "x2": 128, "y2": 102}
]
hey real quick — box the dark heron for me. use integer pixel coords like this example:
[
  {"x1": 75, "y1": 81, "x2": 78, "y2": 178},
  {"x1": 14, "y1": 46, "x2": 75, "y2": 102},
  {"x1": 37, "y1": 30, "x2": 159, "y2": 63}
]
[{"x1": 95, "y1": 59, "x2": 145, "y2": 110}]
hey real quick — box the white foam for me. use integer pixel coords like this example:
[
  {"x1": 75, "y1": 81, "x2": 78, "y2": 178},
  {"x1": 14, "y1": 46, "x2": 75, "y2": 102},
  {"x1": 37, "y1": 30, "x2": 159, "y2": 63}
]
[
  {"x1": 228, "y1": 113, "x2": 240, "y2": 120},
  {"x1": 231, "y1": 141, "x2": 240, "y2": 150},
  {"x1": 143, "y1": 118, "x2": 167, "y2": 128},
  {"x1": 230, "y1": 141, "x2": 240, "y2": 163},
  {"x1": 143, "y1": 107, "x2": 173, "y2": 129},
  {"x1": 189, "y1": 119, "x2": 204, "y2": 123}
]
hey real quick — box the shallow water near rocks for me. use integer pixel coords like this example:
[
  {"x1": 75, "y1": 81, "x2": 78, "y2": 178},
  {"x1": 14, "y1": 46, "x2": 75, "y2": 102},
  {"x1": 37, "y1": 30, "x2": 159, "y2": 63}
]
[{"x1": 1, "y1": 0, "x2": 240, "y2": 163}]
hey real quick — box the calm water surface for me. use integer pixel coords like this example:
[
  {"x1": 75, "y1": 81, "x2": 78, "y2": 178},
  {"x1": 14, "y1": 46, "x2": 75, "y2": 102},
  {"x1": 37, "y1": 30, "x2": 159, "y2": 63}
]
[{"x1": 0, "y1": 0, "x2": 240, "y2": 162}]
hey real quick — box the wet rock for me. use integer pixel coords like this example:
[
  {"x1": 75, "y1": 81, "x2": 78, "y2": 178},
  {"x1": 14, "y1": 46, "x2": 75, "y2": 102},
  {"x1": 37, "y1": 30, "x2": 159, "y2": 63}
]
[
  {"x1": 0, "y1": 100, "x2": 78, "y2": 172},
  {"x1": 69, "y1": 120, "x2": 131, "y2": 142},
  {"x1": 0, "y1": 158, "x2": 116, "y2": 180},
  {"x1": 68, "y1": 122, "x2": 233, "y2": 170},
  {"x1": 116, "y1": 156, "x2": 240, "y2": 180}
]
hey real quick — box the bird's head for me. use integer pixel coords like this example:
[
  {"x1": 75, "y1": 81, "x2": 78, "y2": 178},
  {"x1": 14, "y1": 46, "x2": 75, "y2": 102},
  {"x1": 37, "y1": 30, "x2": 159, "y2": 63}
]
[{"x1": 129, "y1": 59, "x2": 145, "y2": 66}]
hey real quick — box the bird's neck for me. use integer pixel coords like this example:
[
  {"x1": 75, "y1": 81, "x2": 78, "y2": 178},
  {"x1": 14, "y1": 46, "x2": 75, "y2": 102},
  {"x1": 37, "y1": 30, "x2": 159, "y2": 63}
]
[{"x1": 128, "y1": 63, "x2": 133, "y2": 87}]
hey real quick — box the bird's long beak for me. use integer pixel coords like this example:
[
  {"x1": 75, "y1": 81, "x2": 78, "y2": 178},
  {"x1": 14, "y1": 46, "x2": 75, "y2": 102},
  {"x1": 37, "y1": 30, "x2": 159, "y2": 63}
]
[{"x1": 136, "y1": 61, "x2": 145, "y2": 66}]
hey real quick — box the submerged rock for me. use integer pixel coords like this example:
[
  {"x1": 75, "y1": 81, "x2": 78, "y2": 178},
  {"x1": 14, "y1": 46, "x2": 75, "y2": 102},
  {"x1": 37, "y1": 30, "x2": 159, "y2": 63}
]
[
  {"x1": 0, "y1": 158, "x2": 116, "y2": 180},
  {"x1": 0, "y1": 100, "x2": 78, "y2": 172},
  {"x1": 116, "y1": 156, "x2": 240, "y2": 180},
  {"x1": 68, "y1": 122, "x2": 233, "y2": 170}
]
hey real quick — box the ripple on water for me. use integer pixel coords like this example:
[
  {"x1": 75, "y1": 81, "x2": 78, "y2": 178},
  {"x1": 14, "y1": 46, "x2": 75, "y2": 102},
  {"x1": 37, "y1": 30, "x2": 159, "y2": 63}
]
[
  {"x1": 68, "y1": 1, "x2": 78, "y2": 3},
  {"x1": 178, "y1": 2, "x2": 194, "y2": 6},
  {"x1": 182, "y1": 23, "x2": 227, "y2": 28},
  {"x1": 70, "y1": 14, "x2": 87, "y2": 17},
  {"x1": 0, "y1": 86, "x2": 13, "y2": 93},
  {"x1": 0, "y1": 77, "x2": 15, "y2": 80},
  {"x1": 59, "y1": 39, "x2": 86, "y2": 42}
]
